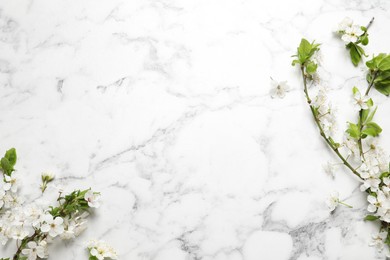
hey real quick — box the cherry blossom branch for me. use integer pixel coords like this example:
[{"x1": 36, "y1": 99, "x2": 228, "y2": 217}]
[{"x1": 300, "y1": 66, "x2": 363, "y2": 179}]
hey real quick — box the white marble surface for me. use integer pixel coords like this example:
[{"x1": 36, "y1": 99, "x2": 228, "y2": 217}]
[{"x1": 1, "y1": 0, "x2": 390, "y2": 259}]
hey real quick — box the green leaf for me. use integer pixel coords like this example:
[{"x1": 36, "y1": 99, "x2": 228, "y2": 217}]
[
  {"x1": 366, "y1": 72, "x2": 373, "y2": 83},
  {"x1": 367, "y1": 98, "x2": 374, "y2": 107},
  {"x1": 4, "y1": 148, "x2": 17, "y2": 167},
  {"x1": 378, "y1": 55, "x2": 390, "y2": 71},
  {"x1": 374, "y1": 82, "x2": 390, "y2": 96},
  {"x1": 361, "y1": 109, "x2": 369, "y2": 124},
  {"x1": 349, "y1": 44, "x2": 362, "y2": 66},
  {"x1": 298, "y1": 38, "x2": 312, "y2": 64},
  {"x1": 375, "y1": 70, "x2": 390, "y2": 83},
  {"x1": 294, "y1": 38, "x2": 320, "y2": 66},
  {"x1": 364, "y1": 215, "x2": 379, "y2": 221},
  {"x1": 306, "y1": 61, "x2": 317, "y2": 74},
  {"x1": 366, "y1": 59, "x2": 375, "y2": 70},
  {"x1": 346, "y1": 122, "x2": 360, "y2": 139},
  {"x1": 362, "y1": 122, "x2": 382, "y2": 137},
  {"x1": 292, "y1": 59, "x2": 300, "y2": 66},
  {"x1": 366, "y1": 106, "x2": 377, "y2": 123},
  {"x1": 356, "y1": 45, "x2": 366, "y2": 56},
  {"x1": 380, "y1": 172, "x2": 390, "y2": 179},
  {"x1": 360, "y1": 34, "x2": 369, "y2": 46},
  {"x1": 366, "y1": 53, "x2": 388, "y2": 71},
  {"x1": 352, "y1": 86, "x2": 359, "y2": 95},
  {"x1": 0, "y1": 158, "x2": 12, "y2": 176},
  {"x1": 329, "y1": 137, "x2": 340, "y2": 149}
]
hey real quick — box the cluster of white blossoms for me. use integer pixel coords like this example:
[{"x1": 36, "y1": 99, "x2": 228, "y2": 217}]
[
  {"x1": 87, "y1": 240, "x2": 118, "y2": 260},
  {"x1": 313, "y1": 87, "x2": 337, "y2": 138},
  {"x1": 0, "y1": 168, "x2": 104, "y2": 259},
  {"x1": 335, "y1": 17, "x2": 364, "y2": 43}
]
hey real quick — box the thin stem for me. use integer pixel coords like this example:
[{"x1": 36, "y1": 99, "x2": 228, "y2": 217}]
[
  {"x1": 356, "y1": 71, "x2": 378, "y2": 159},
  {"x1": 365, "y1": 71, "x2": 378, "y2": 96},
  {"x1": 366, "y1": 17, "x2": 375, "y2": 30},
  {"x1": 13, "y1": 231, "x2": 39, "y2": 260},
  {"x1": 358, "y1": 109, "x2": 365, "y2": 160},
  {"x1": 355, "y1": 17, "x2": 376, "y2": 158},
  {"x1": 300, "y1": 66, "x2": 362, "y2": 179},
  {"x1": 338, "y1": 200, "x2": 353, "y2": 208}
]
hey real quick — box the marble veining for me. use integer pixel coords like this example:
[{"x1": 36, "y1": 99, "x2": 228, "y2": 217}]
[{"x1": 1, "y1": 0, "x2": 390, "y2": 259}]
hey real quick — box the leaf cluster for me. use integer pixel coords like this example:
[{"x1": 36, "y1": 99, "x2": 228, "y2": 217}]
[
  {"x1": 0, "y1": 148, "x2": 17, "y2": 176},
  {"x1": 292, "y1": 38, "x2": 320, "y2": 76},
  {"x1": 366, "y1": 53, "x2": 390, "y2": 96},
  {"x1": 49, "y1": 189, "x2": 91, "y2": 218}
]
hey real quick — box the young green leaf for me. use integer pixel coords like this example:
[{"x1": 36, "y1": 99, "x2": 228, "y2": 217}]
[
  {"x1": 362, "y1": 122, "x2": 382, "y2": 137},
  {"x1": 361, "y1": 109, "x2": 369, "y2": 124},
  {"x1": 360, "y1": 34, "x2": 369, "y2": 46},
  {"x1": 380, "y1": 172, "x2": 390, "y2": 179},
  {"x1": 293, "y1": 38, "x2": 320, "y2": 66},
  {"x1": 378, "y1": 55, "x2": 390, "y2": 71},
  {"x1": 298, "y1": 38, "x2": 312, "y2": 64},
  {"x1": 352, "y1": 86, "x2": 359, "y2": 95},
  {"x1": 4, "y1": 148, "x2": 17, "y2": 167},
  {"x1": 364, "y1": 215, "x2": 379, "y2": 221},
  {"x1": 0, "y1": 157, "x2": 12, "y2": 176},
  {"x1": 346, "y1": 122, "x2": 360, "y2": 139},
  {"x1": 349, "y1": 44, "x2": 362, "y2": 66},
  {"x1": 366, "y1": 106, "x2": 377, "y2": 123},
  {"x1": 292, "y1": 59, "x2": 300, "y2": 66},
  {"x1": 306, "y1": 61, "x2": 318, "y2": 74}
]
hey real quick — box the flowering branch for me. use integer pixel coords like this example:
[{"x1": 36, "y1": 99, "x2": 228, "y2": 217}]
[
  {"x1": 0, "y1": 148, "x2": 104, "y2": 260},
  {"x1": 294, "y1": 41, "x2": 362, "y2": 179},
  {"x1": 293, "y1": 17, "x2": 390, "y2": 256}
]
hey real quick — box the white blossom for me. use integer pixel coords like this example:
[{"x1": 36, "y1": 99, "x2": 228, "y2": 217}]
[
  {"x1": 336, "y1": 17, "x2": 353, "y2": 32},
  {"x1": 320, "y1": 114, "x2": 337, "y2": 138},
  {"x1": 84, "y1": 190, "x2": 101, "y2": 208},
  {"x1": 323, "y1": 161, "x2": 336, "y2": 178},
  {"x1": 24, "y1": 205, "x2": 44, "y2": 228},
  {"x1": 342, "y1": 135, "x2": 360, "y2": 161},
  {"x1": 341, "y1": 25, "x2": 364, "y2": 43},
  {"x1": 3, "y1": 193, "x2": 23, "y2": 208},
  {"x1": 353, "y1": 91, "x2": 369, "y2": 111},
  {"x1": 367, "y1": 191, "x2": 387, "y2": 213},
  {"x1": 41, "y1": 172, "x2": 55, "y2": 182},
  {"x1": 364, "y1": 139, "x2": 389, "y2": 173},
  {"x1": 360, "y1": 163, "x2": 381, "y2": 192},
  {"x1": 369, "y1": 231, "x2": 388, "y2": 252},
  {"x1": 336, "y1": 18, "x2": 364, "y2": 43},
  {"x1": 3, "y1": 174, "x2": 18, "y2": 193},
  {"x1": 21, "y1": 241, "x2": 47, "y2": 260},
  {"x1": 270, "y1": 79, "x2": 290, "y2": 99},
  {"x1": 0, "y1": 221, "x2": 9, "y2": 245},
  {"x1": 313, "y1": 87, "x2": 328, "y2": 108},
  {"x1": 88, "y1": 240, "x2": 118, "y2": 260},
  {"x1": 326, "y1": 191, "x2": 340, "y2": 212},
  {"x1": 61, "y1": 213, "x2": 88, "y2": 240},
  {"x1": 10, "y1": 225, "x2": 29, "y2": 240},
  {"x1": 0, "y1": 189, "x2": 5, "y2": 208},
  {"x1": 40, "y1": 214, "x2": 64, "y2": 238}
]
